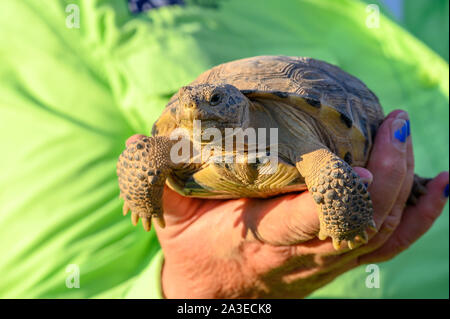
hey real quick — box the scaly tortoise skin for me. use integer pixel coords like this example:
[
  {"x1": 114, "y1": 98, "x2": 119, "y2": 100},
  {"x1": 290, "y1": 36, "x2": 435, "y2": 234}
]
[{"x1": 116, "y1": 55, "x2": 428, "y2": 250}]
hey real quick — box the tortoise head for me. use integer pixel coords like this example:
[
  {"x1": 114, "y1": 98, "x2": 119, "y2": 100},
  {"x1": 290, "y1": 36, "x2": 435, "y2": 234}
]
[{"x1": 176, "y1": 83, "x2": 250, "y2": 132}]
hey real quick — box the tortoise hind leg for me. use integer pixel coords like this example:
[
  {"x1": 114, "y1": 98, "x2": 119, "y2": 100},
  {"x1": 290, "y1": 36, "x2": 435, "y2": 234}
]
[
  {"x1": 407, "y1": 174, "x2": 431, "y2": 206},
  {"x1": 296, "y1": 148, "x2": 376, "y2": 250}
]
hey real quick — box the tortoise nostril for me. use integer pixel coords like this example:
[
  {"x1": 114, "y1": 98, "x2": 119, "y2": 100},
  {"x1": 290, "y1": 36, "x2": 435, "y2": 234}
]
[{"x1": 186, "y1": 103, "x2": 195, "y2": 109}]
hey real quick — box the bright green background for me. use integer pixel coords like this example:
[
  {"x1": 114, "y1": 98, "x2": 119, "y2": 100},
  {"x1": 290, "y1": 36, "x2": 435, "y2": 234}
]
[{"x1": 0, "y1": 0, "x2": 448, "y2": 298}]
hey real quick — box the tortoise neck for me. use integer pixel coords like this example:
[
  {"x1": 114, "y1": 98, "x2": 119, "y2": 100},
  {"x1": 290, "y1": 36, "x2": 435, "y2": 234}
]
[{"x1": 248, "y1": 99, "x2": 338, "y2": 161}]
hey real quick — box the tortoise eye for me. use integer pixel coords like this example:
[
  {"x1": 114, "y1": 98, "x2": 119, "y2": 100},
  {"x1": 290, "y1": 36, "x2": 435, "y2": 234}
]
[{"x1": 210, "y1": 93, "x2": 222, "y2": 106}]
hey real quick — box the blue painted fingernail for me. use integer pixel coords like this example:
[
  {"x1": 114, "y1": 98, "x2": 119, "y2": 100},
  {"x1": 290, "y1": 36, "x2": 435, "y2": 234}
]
[
  {"x1": 444, "y1": 184, "x2": 449, "y2": 198},
  {"x1": 406, "y1": 120, "x2": 411, "y2": 137},
  {"x1": 393, "y1": 120, "x2": 408, "y2": 143},
  {"x1": 394, "y1": 124, "x2": 407, "y2": 142},
  {"x1": 364, "y1": 183, "x2": 369, "y2": 188}
]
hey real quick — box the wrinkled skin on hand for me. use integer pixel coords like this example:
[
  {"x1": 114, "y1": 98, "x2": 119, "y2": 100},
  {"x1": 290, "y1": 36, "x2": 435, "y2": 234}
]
[{"x1": 153, "y1": 110, "x2": 448, "y2": 298}]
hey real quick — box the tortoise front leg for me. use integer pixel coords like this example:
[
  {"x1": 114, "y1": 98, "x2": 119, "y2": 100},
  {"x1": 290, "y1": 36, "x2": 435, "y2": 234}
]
[
  {"x1": 295, "y1": 148, "x2": 376, "y2": 250},
  {"x1": 117, "y1": 135, "x2": 177, "y2": 231}
]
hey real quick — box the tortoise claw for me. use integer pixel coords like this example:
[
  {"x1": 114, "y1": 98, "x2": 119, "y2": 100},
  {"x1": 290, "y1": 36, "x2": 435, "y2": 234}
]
[
  {"x1": 142, "y1": 217, "x2": 152, "y2": 232},
  {"x1": 318, "y1": 229, "x2": 328, "y2": 240},
  {"x1": 368, "y1": 219, "x2": 377, "y2": 232},
  {"x1": 347, "y1": 239, "x2": 357, "y2": 250},
  {"x1": 332, "y1": 238, "x2": 342, "y2": 250},
  {"x1": 122, "y1": 203, "x2": 130, "y2": 216},
  {"x1": 131, "y1": 212, "x2": 140, "y2": 226},
  {"x1": 357, "y1": 230, "x2": 369, "y2": 244},
  {"x1": 153, "y1": 215, "x2": 166, "y2": 228}
]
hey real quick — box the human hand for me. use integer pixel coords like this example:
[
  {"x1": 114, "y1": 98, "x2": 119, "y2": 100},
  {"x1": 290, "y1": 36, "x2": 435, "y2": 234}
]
[{"x1": 154, "y1": 110, "x2": 449, "y2": 298}]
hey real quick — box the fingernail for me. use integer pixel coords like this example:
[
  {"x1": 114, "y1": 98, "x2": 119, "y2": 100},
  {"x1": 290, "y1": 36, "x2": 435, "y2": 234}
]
[
  {"x1": 406, "y1": 120, "x2": 411, "y2": 137},
  {"x1": 364, "y1": 182, "x2": 369, "y2": 189},
  {"x1": 392, "y1": 119, "x2": 408, "y2": 147},
  {"x1": 444, "y1": 184, "x2": 449, "y2": 198}
]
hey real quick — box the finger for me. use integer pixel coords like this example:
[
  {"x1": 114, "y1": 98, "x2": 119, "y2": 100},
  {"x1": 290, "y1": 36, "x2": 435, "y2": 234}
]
[
  {"x1": 390, "y1": 113, "x2": 415, "y2": 214},
  {"x1": 162, "y1": 185, "x2": 224, "y2": 224},
  {"x1": 126, "y1": 134, "x2": 147, "y2": 147},
  {"x1": 333, "y1": 111, "x2": 411, "y2": 259},
  {"x1": 385, "y1": 109, "x2": 405, "y2": 120},
  {"x1": 249, "y1": 191, "x2": 320, "y2": 246},
  {"x1": 353, "y1": 167, "x2": 373, "y2": 186},
  {"x1": 366, "y1": 111, "x2": 409, "y2": 230},
  {"x1": 358, "y1": 172, "x2": 449, "y2": 264},
  {"x1": 352, "y1": 116, "x2": 414, "y2": 254},
  {"x1": 377, "y1": 113, "x2": 415, "y2": 236},
  {"x1": 400, "y1": 114, "x2": 415, "y2": 203}
]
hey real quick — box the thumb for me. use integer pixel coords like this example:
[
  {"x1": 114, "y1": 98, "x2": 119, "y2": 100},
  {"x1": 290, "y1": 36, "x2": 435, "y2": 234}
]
[
  {"x1": 162, "y1": 185, "x2": 207, "y2": 224},
  {"x1": 243, "y1": 191, "x2": 320, "y2": 245},
  {"x1": 353, "y1": 167, "x2": 373, "y2": 187}
]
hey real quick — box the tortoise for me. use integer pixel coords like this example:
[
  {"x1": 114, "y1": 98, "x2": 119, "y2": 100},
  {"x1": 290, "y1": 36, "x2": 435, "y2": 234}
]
[{"x1": 116, "y1": 55, "x2": 428, "y2": 250}]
